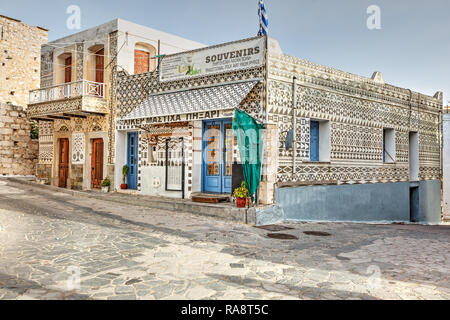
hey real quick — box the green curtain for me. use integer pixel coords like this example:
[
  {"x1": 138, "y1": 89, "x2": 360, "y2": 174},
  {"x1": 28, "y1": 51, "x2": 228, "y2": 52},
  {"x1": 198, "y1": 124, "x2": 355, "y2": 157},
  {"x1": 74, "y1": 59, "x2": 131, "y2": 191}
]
[{"x1": 232, "y1": 109, "x2": 264, "y2": 202}]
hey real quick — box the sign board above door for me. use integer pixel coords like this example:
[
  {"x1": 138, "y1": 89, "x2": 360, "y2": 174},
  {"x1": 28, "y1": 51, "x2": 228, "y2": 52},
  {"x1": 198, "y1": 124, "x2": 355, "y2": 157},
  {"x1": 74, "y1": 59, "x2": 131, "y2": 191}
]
[{"x1": 160, "y1": 37, "x2": 265, "y2": 82}]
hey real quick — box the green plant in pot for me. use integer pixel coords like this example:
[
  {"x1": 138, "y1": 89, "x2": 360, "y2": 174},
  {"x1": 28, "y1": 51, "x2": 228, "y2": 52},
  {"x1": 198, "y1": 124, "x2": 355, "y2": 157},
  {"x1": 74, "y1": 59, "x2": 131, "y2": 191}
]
[
  {"x1": 233, "y1": 181, "x2": 249, "y2": 208},
  {"x1": 101, "y1": 177, "x2": 111, "y2": 193},
  {"x1": 121, "y1": 165, "x2": 129, "y2": 189}
]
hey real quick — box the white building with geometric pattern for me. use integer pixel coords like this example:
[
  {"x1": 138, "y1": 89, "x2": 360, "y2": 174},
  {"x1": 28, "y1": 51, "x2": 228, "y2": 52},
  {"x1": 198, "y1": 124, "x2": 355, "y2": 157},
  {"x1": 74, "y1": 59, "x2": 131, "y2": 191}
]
[{"x1": 115, "y1": 36, "x2": 443, "y2": 224}]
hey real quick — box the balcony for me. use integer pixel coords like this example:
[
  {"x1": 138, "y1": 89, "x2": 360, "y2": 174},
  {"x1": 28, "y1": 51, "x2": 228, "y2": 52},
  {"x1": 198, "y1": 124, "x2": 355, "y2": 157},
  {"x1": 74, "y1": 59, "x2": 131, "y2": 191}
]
[{"x1": 28, "y1": 80, "x2": 108, "y2": 120}]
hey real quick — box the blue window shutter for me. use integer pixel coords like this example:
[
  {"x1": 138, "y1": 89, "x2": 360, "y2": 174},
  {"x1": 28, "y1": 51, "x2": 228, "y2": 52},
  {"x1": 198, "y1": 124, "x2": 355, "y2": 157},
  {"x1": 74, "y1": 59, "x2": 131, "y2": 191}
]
[
  {"x1": 285, "y1": 129, "x2": 294, "y2": 150},
  {"x1": 310, "y1": 121, "x2": 319, "y2": 162}
]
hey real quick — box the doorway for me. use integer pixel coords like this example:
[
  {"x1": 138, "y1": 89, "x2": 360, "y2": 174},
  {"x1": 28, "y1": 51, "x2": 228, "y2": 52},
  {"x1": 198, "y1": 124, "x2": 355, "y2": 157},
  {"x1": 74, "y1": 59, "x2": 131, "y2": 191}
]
[
  {"x1": 65, "y1": 57, "x2": 72, "y2": 83},
  {"x1": 58, "y1": 138, "x2": 69, "y2": 188},
  {"x1": 410, "y1": 186, "x2": 419, "y2": 223},
  {"x1": 95, "y1": 48, "x2": 104, "y2": 96},
  {"x1": 91, "y1": 139, "x2": 104, "y2": 189},
  {"x1": 127, "y1": 132, "x2": 138, "y2": 190},
  {"x1": 202, "y1": 119, "x2": 233, "y2": 194}
]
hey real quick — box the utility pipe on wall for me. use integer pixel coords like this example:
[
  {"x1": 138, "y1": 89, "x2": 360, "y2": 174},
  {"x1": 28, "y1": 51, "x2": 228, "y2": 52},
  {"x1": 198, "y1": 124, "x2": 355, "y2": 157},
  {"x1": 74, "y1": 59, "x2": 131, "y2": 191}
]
[{"x1": 292, "y1": 76, "x2": 297, "y2": 177}]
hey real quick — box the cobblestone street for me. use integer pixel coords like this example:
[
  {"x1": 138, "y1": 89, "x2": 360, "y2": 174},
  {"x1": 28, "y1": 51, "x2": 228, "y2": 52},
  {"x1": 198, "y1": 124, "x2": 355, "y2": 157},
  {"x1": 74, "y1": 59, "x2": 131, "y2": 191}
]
[{"x1": 0, "y1": 179, "x2": 449, "y2": 300}]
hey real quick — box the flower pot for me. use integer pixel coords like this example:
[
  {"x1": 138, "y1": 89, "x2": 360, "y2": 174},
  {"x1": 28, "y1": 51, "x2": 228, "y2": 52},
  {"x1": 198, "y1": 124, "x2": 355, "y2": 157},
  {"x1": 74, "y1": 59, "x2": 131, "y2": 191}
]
[
  {"x1": 236, "y1": 197, "x2": 247, "y2": 208},
  {"x1": 121, "y1": 184, "x2": 128, "y2": 190},
  {"x1": 102, "y1": 186, "x2": 109, "y2": 193}
]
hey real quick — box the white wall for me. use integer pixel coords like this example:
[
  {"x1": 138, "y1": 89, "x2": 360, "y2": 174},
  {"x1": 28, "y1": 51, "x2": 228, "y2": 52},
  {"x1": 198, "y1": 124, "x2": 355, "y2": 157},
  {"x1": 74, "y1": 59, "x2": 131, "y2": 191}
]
[
  {"x1": 116, "y1": 19, "x2": 206, "y2": 74},
  {"x1": 47, "y1": 18, "x2": 205, "y2": 83},
  {"x1": 384, "y1": 128, "x2": 396, "y2": 163},
  {"x1": 319, "y1": 120, "x2": 330, "y2": 162},
  {"x1": 192, "y1": 120, "x2": 203, "y2": 193},
  {"x1": 443, "y1": 113, "x2": 450, "y2": 220},
  {"x1": 114, "y1": 130, "x2": 127, "y2": 191},
  {"x1": 141, "y1": 166, "x2": 185, "y2": 198},
  {"x1": 409, "y1": 131, "x2": 419, "y2": 181}
]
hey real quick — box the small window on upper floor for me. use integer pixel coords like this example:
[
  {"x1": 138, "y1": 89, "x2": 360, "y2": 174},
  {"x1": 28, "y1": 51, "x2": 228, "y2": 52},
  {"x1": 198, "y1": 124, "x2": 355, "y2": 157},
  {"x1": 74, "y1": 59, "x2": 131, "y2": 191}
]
[
  {"x1": 134, "y1": 49, "x2": 150, "y2": 74},
  {"x1": 0, "y1": 25, "x2": 4, "y2": 40},
  {"x1": 383, "y1": 128, "x2": 396, "y2": 163},
  {"x1": 134, "y1": 43, "x2": 157, "y2": 74}
]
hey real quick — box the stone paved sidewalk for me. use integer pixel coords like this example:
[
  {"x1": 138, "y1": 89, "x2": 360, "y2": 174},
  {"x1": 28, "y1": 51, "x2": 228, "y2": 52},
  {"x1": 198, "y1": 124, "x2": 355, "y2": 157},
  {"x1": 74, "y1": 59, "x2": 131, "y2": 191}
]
[{"x1": 0, "y1": 179, "x2": 449, "y2": 300}]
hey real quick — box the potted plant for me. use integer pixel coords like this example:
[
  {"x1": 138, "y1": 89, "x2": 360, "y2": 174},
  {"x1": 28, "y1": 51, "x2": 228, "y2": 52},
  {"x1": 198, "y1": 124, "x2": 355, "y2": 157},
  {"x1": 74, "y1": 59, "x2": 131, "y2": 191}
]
[
  {"x1": 121, "y1": 165, "x2": 129, "y2": 190},
  {"x1": 101, "y1": 177, "x2": 111, "y2": 193},
  {"x1": 233, "y1": 181, "x2": 249, "y2": 208}
]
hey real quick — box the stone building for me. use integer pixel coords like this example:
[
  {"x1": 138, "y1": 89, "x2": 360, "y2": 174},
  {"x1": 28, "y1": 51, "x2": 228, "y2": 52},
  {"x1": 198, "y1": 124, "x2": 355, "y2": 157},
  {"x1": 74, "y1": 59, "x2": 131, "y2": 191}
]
[
  {"x1": 0, "y1": 15, "x2": 47, "y2": 176},
  {"x1": 29, "y1": 19, "x2": 204, "y2": 189},
  {"x1": 443, "y1": 106, "x2": 450, "y2": 221},
  {"x1": 115, "y1": 36, "x2": 443, "y2": 224},
  {"x1": 0, "y1": 103, "x2": 38, "y2": 175},
  {"x1": 0, "y1": 15, "x2": 48, "y2": 107}
]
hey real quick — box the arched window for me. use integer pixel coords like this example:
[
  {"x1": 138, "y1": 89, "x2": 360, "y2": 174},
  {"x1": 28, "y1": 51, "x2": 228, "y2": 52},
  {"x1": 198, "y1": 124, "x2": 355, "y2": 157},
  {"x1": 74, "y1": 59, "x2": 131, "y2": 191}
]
[{"x1": 134, "y1": 43, "x2": 156, "y2": 74}]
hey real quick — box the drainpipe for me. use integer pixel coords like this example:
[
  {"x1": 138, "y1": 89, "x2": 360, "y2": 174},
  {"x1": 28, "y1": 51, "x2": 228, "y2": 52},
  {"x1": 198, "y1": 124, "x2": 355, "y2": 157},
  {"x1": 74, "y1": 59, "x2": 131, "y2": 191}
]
[
  {"x1": 439, "y1": 109, "x2": 443, "y2": 219},
  {"x1": 292, "y1": 76, "x2": 297, "y2": 176},
  {"x1": 439, "y1": 110, "x2": 443, "y2": 178},
  {"x1": 408, "y1": 89, "x2": 412, "y2": 130}
]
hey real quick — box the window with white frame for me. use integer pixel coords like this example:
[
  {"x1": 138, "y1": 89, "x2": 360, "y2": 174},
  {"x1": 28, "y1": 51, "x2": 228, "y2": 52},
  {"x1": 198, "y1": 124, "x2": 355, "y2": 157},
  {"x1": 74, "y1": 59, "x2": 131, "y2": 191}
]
[
  {"x1": 310, "y1": 119, "x2": 330, "y2": 162},
  {"x1": 409, "y1": 131, "x2": 419, "y2": 180},
  {"x1": 383, "y1": 128, "x2": 396, "y2": 163}
]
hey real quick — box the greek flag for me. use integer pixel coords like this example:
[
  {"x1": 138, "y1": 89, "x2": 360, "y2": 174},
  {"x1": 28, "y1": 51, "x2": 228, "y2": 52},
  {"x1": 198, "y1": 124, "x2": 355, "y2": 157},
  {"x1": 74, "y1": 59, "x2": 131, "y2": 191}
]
[{"x1": 258, "y1": 0, "x2": 268, "y2": 36}]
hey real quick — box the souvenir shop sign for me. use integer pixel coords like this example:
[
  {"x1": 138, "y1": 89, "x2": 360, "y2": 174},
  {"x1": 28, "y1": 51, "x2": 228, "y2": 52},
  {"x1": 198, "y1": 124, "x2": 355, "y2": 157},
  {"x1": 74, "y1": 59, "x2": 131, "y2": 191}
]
[
  {"x1": 160, "y1": 37, "x2": 265, "y2": 82},
  {"x1": 119, "y1": 110, "x2": 229, "y2": 128}
]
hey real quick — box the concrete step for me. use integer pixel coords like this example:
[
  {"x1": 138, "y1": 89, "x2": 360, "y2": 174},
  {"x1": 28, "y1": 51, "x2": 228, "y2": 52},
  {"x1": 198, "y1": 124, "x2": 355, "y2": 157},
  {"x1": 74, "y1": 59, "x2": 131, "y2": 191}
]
[{"x1": 191, "y1": 193, "x2": 231, "y2": 204}]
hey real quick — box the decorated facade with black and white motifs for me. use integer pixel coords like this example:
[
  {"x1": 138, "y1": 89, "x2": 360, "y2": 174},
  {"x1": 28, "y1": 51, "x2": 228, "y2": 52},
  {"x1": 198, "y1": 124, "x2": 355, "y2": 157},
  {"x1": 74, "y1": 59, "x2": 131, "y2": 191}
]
[{"x1": 115, "y1": 35, "x2": 442, "y2": 218}]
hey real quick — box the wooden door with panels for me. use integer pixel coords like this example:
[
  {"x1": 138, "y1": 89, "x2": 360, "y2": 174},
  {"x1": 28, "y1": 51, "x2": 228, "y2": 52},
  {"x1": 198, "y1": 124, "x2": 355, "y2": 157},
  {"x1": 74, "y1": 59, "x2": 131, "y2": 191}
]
[
  {"x1": 58, "y1": 138, "x2": 69, "y2": 188},
  {"x1": 91, "y1": 139, "x2": 104, "y2": 189},
  {"x1": 202, "y1": 119, "x2": 234, "y2": 194},
  {"x1": 95, "y1": 48, "x2": 104, "y2": 96},
  {"x1": 65, "y1": 57, "x2": 72, "y2": 83}
]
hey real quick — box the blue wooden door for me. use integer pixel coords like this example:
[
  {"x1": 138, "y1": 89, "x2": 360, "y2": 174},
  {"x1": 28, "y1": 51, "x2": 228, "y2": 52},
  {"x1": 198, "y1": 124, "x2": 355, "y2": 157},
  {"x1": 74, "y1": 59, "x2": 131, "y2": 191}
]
[
  {"x1": 202, "y1": 119, "x2": 233, "y2": 194},
  {"x1": 127, "y1": 132, "x2": 138, "y2": 190},
  {"x1": 222, "y1": 120, "x2": 233, "y2": 194},
  {"x1": 203, "y1": 121, "x2": 222, "y2": 193},
  {"x1": 310, "y1": 121, "x2": 320, "y2": 162}
]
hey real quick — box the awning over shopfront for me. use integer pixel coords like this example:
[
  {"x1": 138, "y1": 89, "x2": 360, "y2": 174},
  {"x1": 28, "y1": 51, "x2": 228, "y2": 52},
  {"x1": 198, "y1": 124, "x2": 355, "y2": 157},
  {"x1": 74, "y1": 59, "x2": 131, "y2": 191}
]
[{"x1": 122, "y1": 81, "x2": 259, "y2": 121}]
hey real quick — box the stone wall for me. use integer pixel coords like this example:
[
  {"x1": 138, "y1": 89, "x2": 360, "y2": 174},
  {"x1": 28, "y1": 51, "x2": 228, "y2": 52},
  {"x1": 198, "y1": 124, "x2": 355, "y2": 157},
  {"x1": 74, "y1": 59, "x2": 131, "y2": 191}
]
[
  {"x1": 36, "y1": 164, "x2": 52, "y2": 184},
  {"x1": 0, "y1": 15, "x2": 48, "y2": 108},
  {"x1": 0, "y1": 103, "x2": 38, "y2": 176},
  {"x1": 71, "y1": 164, "x2": 83, "y2": 190}
]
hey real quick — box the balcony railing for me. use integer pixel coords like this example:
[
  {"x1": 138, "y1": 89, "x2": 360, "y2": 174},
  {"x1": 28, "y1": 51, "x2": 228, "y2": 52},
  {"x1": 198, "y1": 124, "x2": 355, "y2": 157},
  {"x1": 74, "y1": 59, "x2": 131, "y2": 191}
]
[{"x1": 29, "y1": 80, "x2": 107, "y2": 104}]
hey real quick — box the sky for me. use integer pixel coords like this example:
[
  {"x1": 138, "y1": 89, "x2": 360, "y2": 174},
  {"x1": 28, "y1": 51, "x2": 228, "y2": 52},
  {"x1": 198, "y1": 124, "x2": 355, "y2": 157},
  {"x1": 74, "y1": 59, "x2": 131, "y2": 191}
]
[{"x1": 1, "y1": 0, "x2": 449, "y2": 103}]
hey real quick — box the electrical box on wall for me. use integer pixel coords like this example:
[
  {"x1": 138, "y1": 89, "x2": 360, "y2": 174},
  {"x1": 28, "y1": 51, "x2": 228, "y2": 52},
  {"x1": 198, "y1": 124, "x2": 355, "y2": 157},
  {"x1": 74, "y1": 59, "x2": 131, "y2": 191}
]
[{"x1": 152, "y1": 177, "x2": 161, "y2": 188}]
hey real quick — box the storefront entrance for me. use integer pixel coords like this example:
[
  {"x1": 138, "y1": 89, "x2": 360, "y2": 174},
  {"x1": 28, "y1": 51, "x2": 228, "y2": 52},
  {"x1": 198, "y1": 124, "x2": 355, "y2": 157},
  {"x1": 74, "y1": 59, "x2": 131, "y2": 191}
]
[
  {"x1": 127, "y1": 132, "x2": 138, "y2": 190},
  {"x1": 202, "y1": 119, "x2": 233, "y2": 194}
]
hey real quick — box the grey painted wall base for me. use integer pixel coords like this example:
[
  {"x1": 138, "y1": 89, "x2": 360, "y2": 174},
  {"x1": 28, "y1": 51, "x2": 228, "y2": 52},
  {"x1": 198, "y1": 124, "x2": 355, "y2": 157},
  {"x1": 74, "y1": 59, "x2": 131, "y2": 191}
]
[
  {"x1": 256, "y1": 180, "x2": 442, "y2": 225},
  {"x1": 443, "y1": 113, "x2": 450, "y2": 221},
  {"x1": 417, "y1": 180, "x2": 442, "y2": 224}
]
